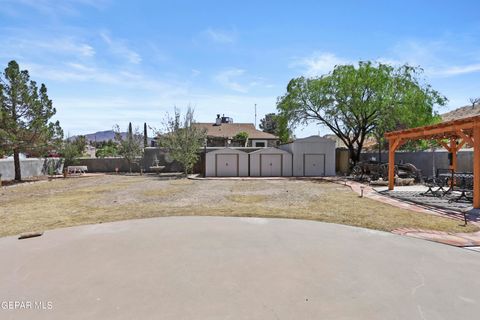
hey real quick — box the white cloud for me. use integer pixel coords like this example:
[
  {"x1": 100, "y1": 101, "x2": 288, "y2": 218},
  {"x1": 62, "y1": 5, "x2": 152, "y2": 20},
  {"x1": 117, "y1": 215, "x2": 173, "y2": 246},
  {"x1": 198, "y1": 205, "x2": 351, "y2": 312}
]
[
  {"x1": 291, "y1": 52, "x2": 349, "y2": 77},
  {"x1": 191, "y1": 69, "x2": 201, "y2": 77},
  {"x1": 203, "y1": 28, "x2": 236, "y2": 44},
  {"x1": 387, "y1": 39, "x2": 480, "y2": 78},
  {"x1": 214, "y1": 68, "x2": 248, "y2": 93},
  {"x1": 100, "y1": 32, "x2": 141, "y2": 64},
  {"x1": 0, "y1": 0, "x2": 108, "y2": 16},
  {"x1": 0, "y1": 36, "x2": 95, "y2": 60},
  {"x1": 431, "y1": 63, "x2": 480, "y2": 77},
  {"x1": 294, "y1": 42, "x2": 480, "y2": 80},
  {"x1": 48, "y1": 38, "x2": 95, "y2": 57},
  {"x1": 22, "y1": 61, "x2": 187, "y2": 96}
]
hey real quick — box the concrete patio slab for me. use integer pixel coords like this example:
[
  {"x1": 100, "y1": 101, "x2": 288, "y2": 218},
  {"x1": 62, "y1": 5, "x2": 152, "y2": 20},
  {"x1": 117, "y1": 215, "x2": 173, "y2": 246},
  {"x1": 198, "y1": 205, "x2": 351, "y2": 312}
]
[{"x1": 1, "y1": 217, "x2": 479, "y2": 319}]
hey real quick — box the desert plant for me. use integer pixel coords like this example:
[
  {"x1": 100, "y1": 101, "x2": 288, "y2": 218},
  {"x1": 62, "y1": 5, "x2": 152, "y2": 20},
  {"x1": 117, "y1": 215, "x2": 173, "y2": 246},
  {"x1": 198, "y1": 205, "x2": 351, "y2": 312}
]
[
  {"x1": 114, "y1": 123, "x2": 144, "y2": 173},
  {"x1": 157, "y1": 107, "x2": 206, "y2": 176}
]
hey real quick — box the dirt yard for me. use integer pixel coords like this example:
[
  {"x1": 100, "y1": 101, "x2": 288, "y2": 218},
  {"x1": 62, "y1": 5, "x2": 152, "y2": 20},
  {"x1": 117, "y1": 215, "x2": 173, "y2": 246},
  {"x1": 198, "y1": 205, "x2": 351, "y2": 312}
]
[{"x1": 1, "y1": 174, "x2": 477, "y2": 237}]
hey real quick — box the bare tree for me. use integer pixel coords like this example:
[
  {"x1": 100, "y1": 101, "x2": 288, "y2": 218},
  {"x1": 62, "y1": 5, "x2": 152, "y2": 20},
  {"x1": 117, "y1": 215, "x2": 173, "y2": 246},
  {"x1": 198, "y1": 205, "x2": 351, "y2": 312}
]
[{"x1": 469, "y1": 97, "x2": 480, "y2": 108}]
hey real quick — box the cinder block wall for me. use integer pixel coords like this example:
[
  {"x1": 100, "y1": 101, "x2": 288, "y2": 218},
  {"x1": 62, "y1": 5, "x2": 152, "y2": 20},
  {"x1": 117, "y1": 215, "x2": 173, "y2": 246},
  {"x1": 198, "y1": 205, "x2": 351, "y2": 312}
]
[
  {"x1": 360, "y1": 150, "x2": 474, "y2": 177},
  {"x1": 0, "y1": 158, "x2": 63, "y2": 180},
  {"x1": 75, "y1": 148, "x2": 184, "y2": 173}
]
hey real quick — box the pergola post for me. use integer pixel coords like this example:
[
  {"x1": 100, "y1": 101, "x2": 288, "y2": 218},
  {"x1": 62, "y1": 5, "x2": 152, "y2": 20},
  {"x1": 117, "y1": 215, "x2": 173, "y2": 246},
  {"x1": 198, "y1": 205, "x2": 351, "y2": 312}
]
[
  {"x1": 388, "y1": 138, "x2": 401, "y2": 190},
  {"x1": 450, "y1": 138, "x2": 457, "y2": 172},
  {"x1": 473, "y1": 126, "x2": 480, "y2": 208}
]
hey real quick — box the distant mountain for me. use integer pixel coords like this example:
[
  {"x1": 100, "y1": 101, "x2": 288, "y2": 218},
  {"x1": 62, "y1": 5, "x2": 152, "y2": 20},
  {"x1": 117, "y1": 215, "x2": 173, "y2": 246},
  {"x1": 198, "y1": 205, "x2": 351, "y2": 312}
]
[
  {"x1": 76, "y1": 130, "x2": 154, "y2": 145},
  {"x1": 82, "y1": 130, "x2": 125, "y2": 142}
]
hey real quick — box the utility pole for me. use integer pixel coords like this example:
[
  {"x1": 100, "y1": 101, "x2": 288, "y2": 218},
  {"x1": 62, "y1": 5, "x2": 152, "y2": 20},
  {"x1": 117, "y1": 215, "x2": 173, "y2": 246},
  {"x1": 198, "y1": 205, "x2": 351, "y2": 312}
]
[{"x1": 254, "y1": 104, "x2": 257, "y2": 128}]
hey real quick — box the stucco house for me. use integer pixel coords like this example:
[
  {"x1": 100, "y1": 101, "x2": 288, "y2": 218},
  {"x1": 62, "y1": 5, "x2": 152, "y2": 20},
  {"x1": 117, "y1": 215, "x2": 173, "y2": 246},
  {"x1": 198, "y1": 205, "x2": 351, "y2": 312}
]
[{"x1": 193, "y1": 114, "x2": 279, "y2": 147}]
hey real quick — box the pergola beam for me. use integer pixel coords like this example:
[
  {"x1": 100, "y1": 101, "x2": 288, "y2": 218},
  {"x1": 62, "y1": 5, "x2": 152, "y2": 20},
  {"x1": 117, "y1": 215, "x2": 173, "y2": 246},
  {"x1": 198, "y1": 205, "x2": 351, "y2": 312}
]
[
  {"x1": 457, "y1": 139, "x2": 467, "y2": 150},
  {"x1": 385, "y1": 116, "x2": 480, "y2": 141},
  {"x1": 437, "y1": 140, "x2": 451, "y2": 152},
  {"x1": 456, "y1": 130, "x2": 474, "y2": 146}
]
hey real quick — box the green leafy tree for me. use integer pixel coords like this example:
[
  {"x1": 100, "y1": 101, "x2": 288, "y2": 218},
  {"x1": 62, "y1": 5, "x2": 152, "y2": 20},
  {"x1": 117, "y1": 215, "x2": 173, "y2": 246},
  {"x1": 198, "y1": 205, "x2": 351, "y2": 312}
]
[
  {"x1": 0, "y1": 60, "x2": 63, "y2": 180},
  {"x1": 259, "y1": 112, "x2": 293, "y2": 144},
  {"x1": 95, "y1": 140, "x2": 118, "y2": 158},
  {"x1": 276, "y1": 114, "x2": 293, "y2": 144},
  {"x1": 158, "y1": 107, "x2": 206, "y2": 176},
  {"x1": 234, "y1": 131, "x2": 249, "y2": 147},
  {"x1": 114, "y1": 123, "x2": 144, "y2": 173},
  {"x1": 259, "y1": 113, "x2": 278, "y2": 134},
  {"x1": 277, "y1": 61, "x2": 446, "y2": 164},
  {"x1": 73, "y1": 135, "x2": 87, "y2": 154},
  {"x1": 59, "y1": 136, "x2": 86, "y2": 168}
]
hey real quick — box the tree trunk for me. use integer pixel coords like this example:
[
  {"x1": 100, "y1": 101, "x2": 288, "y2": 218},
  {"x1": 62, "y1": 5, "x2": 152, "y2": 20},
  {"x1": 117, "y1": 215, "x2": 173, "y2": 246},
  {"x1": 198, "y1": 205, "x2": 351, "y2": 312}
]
[
  {"x1": 348, "y1": 146, "x2": 358, "y2": 165},
  {"x1": 13, "y1": 148, "x2": 21, "y2": 181},
  {"x1": 355, "y1": 147, "x2": 362, "y2": 165}
]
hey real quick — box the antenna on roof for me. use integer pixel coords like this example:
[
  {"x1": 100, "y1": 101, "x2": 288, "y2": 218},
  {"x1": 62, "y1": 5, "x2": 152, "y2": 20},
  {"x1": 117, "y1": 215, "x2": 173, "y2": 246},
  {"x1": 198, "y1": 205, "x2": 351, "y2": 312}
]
[{"x1": 254, "y1": 103, "x2": 257, "y2": 128}]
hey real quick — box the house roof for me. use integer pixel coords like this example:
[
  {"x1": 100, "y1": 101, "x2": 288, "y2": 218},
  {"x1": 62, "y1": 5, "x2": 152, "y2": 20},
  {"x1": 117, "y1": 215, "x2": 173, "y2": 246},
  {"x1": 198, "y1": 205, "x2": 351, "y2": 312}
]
[
  {"x1": 441, "y1": 103, "x2": 480, "y2": 122},
  {"x1": 193, "y1": 123, "x2": 278, "y2": 140},
  {"x1": 282, "y1": 135, "x2": 336, "y2": 145}
]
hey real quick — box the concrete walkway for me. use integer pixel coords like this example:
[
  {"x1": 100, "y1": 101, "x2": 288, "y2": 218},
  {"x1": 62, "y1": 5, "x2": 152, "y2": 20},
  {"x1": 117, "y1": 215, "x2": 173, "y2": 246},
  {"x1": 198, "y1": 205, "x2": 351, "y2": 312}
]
[{"x1": 1, "y1": 217, "x2": 479, "y2": 319}]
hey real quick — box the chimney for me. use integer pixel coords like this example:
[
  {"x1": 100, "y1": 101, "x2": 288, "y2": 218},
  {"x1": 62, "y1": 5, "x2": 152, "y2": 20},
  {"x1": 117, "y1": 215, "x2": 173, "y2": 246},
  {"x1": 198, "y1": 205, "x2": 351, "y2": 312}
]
[{"x1": 215, "y1": 114, "x2": 221, "y2": 126}]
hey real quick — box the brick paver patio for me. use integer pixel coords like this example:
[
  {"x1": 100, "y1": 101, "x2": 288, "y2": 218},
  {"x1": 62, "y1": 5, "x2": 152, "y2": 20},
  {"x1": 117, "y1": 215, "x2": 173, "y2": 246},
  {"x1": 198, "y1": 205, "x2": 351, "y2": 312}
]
[{"x1": 324, "y1": 177, "x2": 480, "y2": 248}]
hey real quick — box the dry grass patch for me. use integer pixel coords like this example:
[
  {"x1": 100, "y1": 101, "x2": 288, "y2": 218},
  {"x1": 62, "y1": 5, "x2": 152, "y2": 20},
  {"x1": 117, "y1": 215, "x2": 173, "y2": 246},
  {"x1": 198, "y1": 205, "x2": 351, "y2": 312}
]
[
  {"x1": 142, "y1": 180, "x2": 193, "y2": 197},
  {"x1": 0, "y1": 175, "x2": 477, "y2": 237},
  {"x1": 143, "y1": 187, "x2": 182, "y2": 197},
  {"x1": 169, "y1": 179, "x2": 194, "y2": 185},
  {"x1": 226, "y1": 194, "x2": 266, "y2": 203}
]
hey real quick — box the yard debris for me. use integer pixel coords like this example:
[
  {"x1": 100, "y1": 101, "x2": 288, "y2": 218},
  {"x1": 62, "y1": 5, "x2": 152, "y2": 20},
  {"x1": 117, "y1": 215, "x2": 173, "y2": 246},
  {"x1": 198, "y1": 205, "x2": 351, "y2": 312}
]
[
  {"x1": 18, "y1": 231, "x2": 44, "y2": 240},
  {"x1": 352, "y1": 160, "x2": 422, "y2": 183}
]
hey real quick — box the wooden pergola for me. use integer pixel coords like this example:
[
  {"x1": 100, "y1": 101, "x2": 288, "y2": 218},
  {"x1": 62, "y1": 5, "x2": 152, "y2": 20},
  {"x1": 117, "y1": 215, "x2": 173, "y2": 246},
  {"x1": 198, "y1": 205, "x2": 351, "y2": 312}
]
[{"x1": 384, "y1": 115, "x2": 480, "y2": 208}]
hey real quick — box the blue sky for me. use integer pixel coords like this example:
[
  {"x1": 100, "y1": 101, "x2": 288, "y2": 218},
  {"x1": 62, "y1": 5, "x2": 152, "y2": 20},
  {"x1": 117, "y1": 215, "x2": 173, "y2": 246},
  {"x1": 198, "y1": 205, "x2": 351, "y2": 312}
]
[{"x1": 1, "y1": 0, "x2": 480, "y2": 137}]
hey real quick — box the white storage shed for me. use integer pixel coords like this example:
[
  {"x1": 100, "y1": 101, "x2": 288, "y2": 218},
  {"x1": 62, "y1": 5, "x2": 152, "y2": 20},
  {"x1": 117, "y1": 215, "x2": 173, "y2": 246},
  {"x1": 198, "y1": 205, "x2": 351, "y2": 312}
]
[
  {"x1": 249, "y1": 147, "x2": 292, "y2": 177},
  {"x1": 279, "y1": 136, "x2": 336, "y2": 176},
  {"x1": 205, "y1": 148, "x2": 249, "y2": 177}
]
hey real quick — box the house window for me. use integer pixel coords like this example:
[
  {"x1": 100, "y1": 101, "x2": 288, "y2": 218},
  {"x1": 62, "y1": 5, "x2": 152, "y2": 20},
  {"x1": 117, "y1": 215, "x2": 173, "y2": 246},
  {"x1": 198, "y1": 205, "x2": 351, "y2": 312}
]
[{"x1": 253, "y1": 141, "x2": 266, "y2": 148}]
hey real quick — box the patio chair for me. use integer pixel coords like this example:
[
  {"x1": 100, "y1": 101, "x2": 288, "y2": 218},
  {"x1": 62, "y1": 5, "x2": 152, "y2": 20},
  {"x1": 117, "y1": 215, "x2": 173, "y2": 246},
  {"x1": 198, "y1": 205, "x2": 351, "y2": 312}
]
[
  {"x1": 449, "y1": 174, "x2": 474, "y2": 203},
  {"x1": 421, "y1": 176, "x2": 446, "y2": 197}
]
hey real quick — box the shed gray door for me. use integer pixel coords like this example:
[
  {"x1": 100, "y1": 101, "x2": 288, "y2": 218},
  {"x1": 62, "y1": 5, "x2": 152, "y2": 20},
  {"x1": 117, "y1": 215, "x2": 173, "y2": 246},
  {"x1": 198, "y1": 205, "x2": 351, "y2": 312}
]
[
  {"x1": 216, "y1": 154, "x2": 238, "y2": 176},
  {"x1": 260, "y1": 154, "x2": 282, "y2": 176},
  {"x1": 304, "y1": 154, "x2": 325, "y2": 176}
]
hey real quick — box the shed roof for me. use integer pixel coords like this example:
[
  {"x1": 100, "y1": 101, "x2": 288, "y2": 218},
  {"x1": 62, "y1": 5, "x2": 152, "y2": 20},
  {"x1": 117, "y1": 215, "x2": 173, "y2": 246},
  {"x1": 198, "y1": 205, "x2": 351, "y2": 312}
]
[
  {"x1": 283, "y1": 135, "x2": 336, "y2": 144},
  {"x1": 250, "y1": 147, "x2": 291, "y2": 155},
  {"x1": 206, "y1": 147, "x2": 248, "y2": 155}
]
